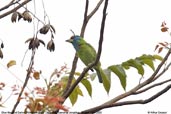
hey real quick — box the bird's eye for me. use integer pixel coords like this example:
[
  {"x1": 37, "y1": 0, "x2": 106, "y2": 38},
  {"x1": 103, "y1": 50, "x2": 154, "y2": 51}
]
[{"x1": 70, "y1": 36, "x2": 74, "y2": 39}]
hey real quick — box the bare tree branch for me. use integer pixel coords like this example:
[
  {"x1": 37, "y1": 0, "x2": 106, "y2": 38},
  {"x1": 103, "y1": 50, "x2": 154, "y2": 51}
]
[
  {"x1": 153, "y1": 62, "x2": 171, "y2": 81},
  {"x1": 81, "y1": 84, "x2": 171, "y2": 113},
  {"x1": 0, "y1": 0, "x2": 16, "y2": 11},
  {"x1": 80, "y1": 0, "x2": 89, "y2": 37},
  {"x1": 135, "y1": 79, "x2": 171, "y2": 94},
  {"x1": 87, "y1": 0, "x2": 104, "y2": 21}
]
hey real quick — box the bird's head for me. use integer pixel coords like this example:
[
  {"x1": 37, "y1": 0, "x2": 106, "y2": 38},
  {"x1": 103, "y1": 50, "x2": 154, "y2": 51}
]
[
  {"x1": 66, "y1": 30, "x2": 85, "y2": 51},
  {"x1": 66, "y1": 30, "x2": 81, "y2": 44},
  {"x1": 66, "y1": 35, "x2": 83, "y2": 51},
  {"x1": 66, "y1": 35, "x2": 81, "y2": 44}
]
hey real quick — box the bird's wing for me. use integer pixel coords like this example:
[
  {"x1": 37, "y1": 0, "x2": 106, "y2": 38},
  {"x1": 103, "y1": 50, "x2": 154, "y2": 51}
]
[{"x1": 77, "y1": 42, "x2": 98, "y2": 66}]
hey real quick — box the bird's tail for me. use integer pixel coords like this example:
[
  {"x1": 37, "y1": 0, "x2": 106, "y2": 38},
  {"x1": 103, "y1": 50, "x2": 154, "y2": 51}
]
[{"x1": 94, "y1": 66, "x2": 104, "y2": 83}]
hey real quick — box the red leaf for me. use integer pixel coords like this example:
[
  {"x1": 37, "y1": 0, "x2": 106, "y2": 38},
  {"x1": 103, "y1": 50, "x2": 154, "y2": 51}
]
[
  {"x1": 161, "y1": 27, "x2": 169, "y2": 32},
  {"x1": 158, "y1": 47, "x2": 163, "y2": 53},
  {"x1": 55, "y1": 103, "x2": 68, "y2": 112},
  {"x1": 44, "y1": 96, "x2": 64, "y2": 103}
]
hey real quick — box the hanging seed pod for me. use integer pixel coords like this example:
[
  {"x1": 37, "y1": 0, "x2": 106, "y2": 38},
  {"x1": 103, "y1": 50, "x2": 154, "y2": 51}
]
[
  {"x1": 25, "y1": 37, "x2": 45, "y2": 50},
  {"x1": 47, "y1": 39, "x2": 55, "y2": 52},
  {"x1": 22, "y1": 11, "x2": 32, "y2": 22},
  {"x1": 39, "y1": 24, "x2": 50, "y2": 34},
  {"x1": 11, "y1": 12, "x2": 18, "y2": 23}
]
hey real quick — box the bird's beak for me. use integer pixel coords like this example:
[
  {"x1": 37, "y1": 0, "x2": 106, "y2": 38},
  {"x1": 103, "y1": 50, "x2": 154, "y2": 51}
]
[{"x1": 66, "y1": 39, "x2": 73, "y2": 43}]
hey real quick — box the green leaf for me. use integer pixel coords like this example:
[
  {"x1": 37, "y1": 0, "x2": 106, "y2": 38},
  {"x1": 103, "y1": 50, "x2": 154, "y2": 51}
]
[
  {"x1": 127, "y1": 59, "x2": 144, "y2": 76},
  {"x1": 138, "y1": 54, "x2": 155, "y2": 71},
  {"x1": 108, "y1": 65, "x2": 126, "y2": 90},
  {"x1": 76, "y1": 86, "x2": 83, "y2": 96},
  {"x1": 153, "y1": 54, "x2": 163, "y2": 61},
  {"x1": 67, "y1": 77, "x2": 83, "y2": 105},
  {"x1": 103, "y1": 69, "x2": 111, "y2": 79},
  {"x1": 81, "y1": 79, "x2": 92, "y2": 97},
  {"x1": 101, "y1": 68, "x2": 111, "y2": 93},
  {"x1": 122, "y1": 61, "x2": 130, "y2": 69},
  {"x1": 141, "y1": 59, "x2": 155, "y2": 70},
  {"x1": 69, "y1": 87, "x2": 78, "y2": 106}
]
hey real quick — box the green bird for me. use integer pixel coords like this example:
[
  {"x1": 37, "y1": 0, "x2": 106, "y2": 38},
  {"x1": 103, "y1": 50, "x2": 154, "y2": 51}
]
[{"x1": 66, "y1": 35, "x2": 105, "y2": 83}]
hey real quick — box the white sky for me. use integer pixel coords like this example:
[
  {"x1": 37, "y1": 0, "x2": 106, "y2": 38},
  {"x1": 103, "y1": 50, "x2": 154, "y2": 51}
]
[{"x1": 0, "y1": 0, "x2": 171, "y2": 113}]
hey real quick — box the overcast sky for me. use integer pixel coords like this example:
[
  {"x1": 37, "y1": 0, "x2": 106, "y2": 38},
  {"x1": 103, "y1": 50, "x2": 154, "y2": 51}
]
[{"x1": 0, "y1": 0, "x2": 171, "y2": 113}]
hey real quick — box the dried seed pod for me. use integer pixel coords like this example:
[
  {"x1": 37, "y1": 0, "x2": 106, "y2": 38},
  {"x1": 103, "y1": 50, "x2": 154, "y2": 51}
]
[
  {"x1": 47, "y1": 39, "x2": 55, "y2": 52},
  {"x1": 28, "y1": 38, "x2": 34, "y2": 49},
  {"x1": 25, "y1": 38, "x2": 45, "y2": 50},
  {"x1": 11, "y1": 12, "x2": 18, "y2": 23},
  {"x1": 22, "y1": 11, "x2": 32, "y2": 22},
  {"x1": 39, "y1": 24, "x2": 50, "y2": 34}
]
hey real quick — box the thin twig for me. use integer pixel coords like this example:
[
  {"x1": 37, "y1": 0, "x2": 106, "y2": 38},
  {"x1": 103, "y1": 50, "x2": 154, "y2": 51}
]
[
  {"x1": 0, "y1": 0, "x2": 17, "y2": 12},
  {"x1": 80, "y1": 0, "x2": 89, "y2": 37},
  {"x1": 134, "y1": 79, "x2": 171, "y2": 94},
  {"x1": 134, "y1": 62, "x2": 171, "y2": 94},
  {"x1": 87, "y1": 0, "x2": 104, "y2": 21},
  {"x1": 11, "y1": 49, "x2": 36, "y2": 113},
  {"x1": 81, "y1": 0, "x2": 104, "y2": 36},
  {"x1": 0, "y1": 0, "x2": 32, "y2": 19},
  {"x1": 153, "y1": 62, "x2": 171, "y2": 81}
]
